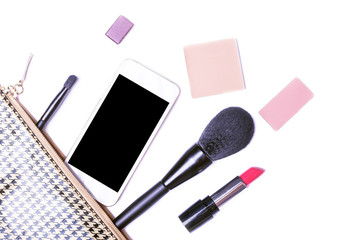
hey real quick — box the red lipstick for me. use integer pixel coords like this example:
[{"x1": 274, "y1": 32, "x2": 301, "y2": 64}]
[{"x1": 179, "y1": 167, "x2": 264, "y2": 232}]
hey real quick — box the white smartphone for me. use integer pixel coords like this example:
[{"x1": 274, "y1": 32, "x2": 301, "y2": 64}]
[{"x1": 65, "y1": 59, "x2": 180, "y2": 206}]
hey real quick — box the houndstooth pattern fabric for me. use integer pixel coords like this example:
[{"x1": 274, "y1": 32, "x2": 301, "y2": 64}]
[{"x1": 0, "y1": 93, "x2": 117, "y2": 240}]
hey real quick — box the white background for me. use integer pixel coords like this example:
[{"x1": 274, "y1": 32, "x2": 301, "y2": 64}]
[{"x1": 1, "y1": 1, "x2": 360, "y2": 239}]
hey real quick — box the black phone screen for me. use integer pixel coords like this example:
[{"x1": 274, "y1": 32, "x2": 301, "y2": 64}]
[{"x1": 68, "y1": 74, "x2": 169, "y2": 192}]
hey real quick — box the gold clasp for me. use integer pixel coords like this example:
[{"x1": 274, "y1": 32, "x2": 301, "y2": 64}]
[
  {"x1": 3, "y1": 53, "x2": 33, "y2": 96},
  {"x1": 8, "y1": 83, "x2": 24, "y2": 96}
]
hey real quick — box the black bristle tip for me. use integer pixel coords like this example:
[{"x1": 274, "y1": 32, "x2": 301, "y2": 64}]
[
  {"x1": 64, "y1": 75, "x2": 77, "y2": 89},
  {"x1": 198, "y1": 107, "x2": 255, "y2": 161}
]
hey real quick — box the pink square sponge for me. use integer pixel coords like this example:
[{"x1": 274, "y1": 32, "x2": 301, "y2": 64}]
[{"x1": 184, "y1": 39, "x2": 245, "y2": 98}]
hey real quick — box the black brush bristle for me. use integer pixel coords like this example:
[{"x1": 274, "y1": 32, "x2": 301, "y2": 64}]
[
  {"x1": 64, "y1": 75, "x2": 77, "y2": 89},
  {"x1": 198, "y1": 107, "x2": 254, "y2": 161}
]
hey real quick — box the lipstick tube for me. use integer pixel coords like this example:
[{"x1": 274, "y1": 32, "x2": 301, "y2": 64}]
[
  {"x1": 179, "y1": 167, "x2": 264, "y2": 232},
  {"x1": 211, "y1": 176, "x2": 246, "y2": 207}
]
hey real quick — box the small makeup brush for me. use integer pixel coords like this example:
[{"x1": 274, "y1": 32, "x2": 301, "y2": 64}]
[{"x1": 37, "y1": 75, "x2": 77, "y2": 130}]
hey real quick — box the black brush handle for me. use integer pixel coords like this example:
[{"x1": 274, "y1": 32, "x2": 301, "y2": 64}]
[
  {"x1": 114, "y1": 181, "x2": 169, "y2": 229},
  {"x1": 114, "y1": 144, "x2": 213, "y2": 229},
  {"x1": 37, "y1": 88, "x2": 68, "y2": 130}
]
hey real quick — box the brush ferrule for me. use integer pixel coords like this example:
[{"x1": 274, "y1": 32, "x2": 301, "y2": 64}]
[{"x1": 162, "y1": 144, "x2": 212, "y2": 190}]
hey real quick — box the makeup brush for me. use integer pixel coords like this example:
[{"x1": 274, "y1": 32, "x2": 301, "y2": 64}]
[
  {"x1": 114, "y1": 107, "x2": 255, "y2": 229},
  {"x1": 37, "y1": 75, "x2": 77, "y2": 130}
]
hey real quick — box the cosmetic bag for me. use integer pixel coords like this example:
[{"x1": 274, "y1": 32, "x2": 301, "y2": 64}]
[{"x1": 0, "y1": 86, "x2": 127, "y2": 239}]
